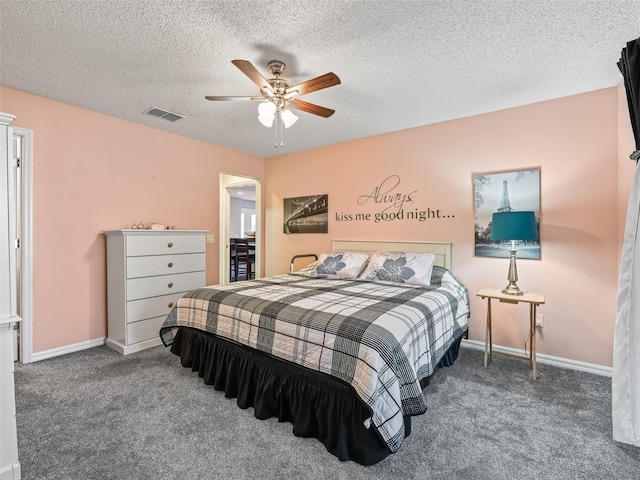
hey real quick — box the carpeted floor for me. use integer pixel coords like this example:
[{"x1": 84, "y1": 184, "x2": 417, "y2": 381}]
[{"x1": 14, "y1": 345, "x2": 640, "y2": 480}]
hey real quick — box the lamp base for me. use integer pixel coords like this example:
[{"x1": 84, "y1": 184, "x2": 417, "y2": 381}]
[
  {"x1": 502, "y1": 247, "x2": 525, "y2": 295},
  {"x1": 502, "y1": 282, "x2": 525, "y2": 296}
]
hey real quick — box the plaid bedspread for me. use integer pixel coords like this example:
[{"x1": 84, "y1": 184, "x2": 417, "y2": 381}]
[{"x1": 160, "y1": 266, "x2": 469, "y2": 453}]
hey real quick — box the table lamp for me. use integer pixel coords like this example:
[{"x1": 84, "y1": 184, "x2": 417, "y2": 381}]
[{"x1": 490, "y1": 211, "x2": 538, "y2": 295}]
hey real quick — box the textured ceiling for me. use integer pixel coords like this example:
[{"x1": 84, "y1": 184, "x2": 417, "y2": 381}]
[{"x1": 1, "y1": 0, "x2": 639, "y2": 159}]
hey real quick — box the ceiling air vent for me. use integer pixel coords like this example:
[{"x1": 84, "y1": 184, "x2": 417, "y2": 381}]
[{"x1": 143, "y1": 107, "x2": 184, "y2": 122}]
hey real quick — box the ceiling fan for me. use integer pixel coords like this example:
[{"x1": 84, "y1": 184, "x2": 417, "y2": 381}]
[{"x1": 205, "y1": 59, "x2": 341, "y2": 129}]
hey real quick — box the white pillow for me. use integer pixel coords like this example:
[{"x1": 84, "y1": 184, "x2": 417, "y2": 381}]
[
  {"x1": 314, "y1": 252, "x2": 370, "y2": 279},
  {"x1": 359, "y1": 252, "x2": 435, "y2": 286}
]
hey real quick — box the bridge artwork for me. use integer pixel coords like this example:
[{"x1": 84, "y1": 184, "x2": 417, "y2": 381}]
[{"x1": 283, "y1": 194, "x2": 328, "y2": 234}]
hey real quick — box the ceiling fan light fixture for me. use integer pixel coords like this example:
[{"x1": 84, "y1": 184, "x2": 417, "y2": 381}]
[
  {"x1": 258, "y1": 114, "x2": 275, "y2": 127},
  {"x1": 281, "y1": 109, "x2": 298, "y2": 128},
  {"x1": 206, "y1": 59, "x2": 340, "y2": 143},
  {"x1": 258, "y1": 101, "x2": 276, "y2": 116}
]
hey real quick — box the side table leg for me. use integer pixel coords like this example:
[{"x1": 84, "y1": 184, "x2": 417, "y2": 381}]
[
  {"x1": 484, "y1": 298, "x2": 492, "y2": 368},
  {"x1": 530, "y1": 303, "x2": 537, "y2": 380}
]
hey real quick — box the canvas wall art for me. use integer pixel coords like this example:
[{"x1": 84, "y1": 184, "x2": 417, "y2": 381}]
[
  {"x1": 473, "y1": 168, "x2": 541, "y2": 259},
  {"x1": 283, "y1": 194, "x2": 329, "y2": 234}
]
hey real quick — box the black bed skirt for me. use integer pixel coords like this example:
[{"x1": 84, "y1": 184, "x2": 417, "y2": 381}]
[{"x1": 169, "y1": 327, "x2": 465, "y2": 465}]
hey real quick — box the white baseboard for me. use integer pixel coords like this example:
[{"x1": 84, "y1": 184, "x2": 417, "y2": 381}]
[
  {"x1": 31, "y1": 337, "x2": 106, "y2": 362},
  {"x1": 27, "y1": 336, "x2": 612, "y2": 377},
  {"x1": 461, "y1": 339, "x2": 612, "y2": 377},
  {"x1": 0, "y1": 462, "x2": 21, "y2": 480},
  {"x1": 105, "y1": 337, "x2": 162, "y2": 355}
]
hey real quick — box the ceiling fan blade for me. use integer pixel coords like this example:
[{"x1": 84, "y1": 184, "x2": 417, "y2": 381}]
[
  {"x1": 286, "y1": 72, "x2": 341, "y2": 97},
  {"x1": 288, "y1": 98, "x2": 335, "y2": 118},
  {"x1": 205, "y1": 95, "x2": 262, "y2": 101},
  {"x1": 231, "y1": 59, "x2": 275, "y2": 95}
]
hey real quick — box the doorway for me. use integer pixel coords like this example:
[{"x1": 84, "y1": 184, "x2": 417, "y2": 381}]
[
  {"x1": 12, "y1": 127, "x2": 33, "y2": 363},
  {"x1": 219, "y1": 174, "x2": 261, "y2": 284}
]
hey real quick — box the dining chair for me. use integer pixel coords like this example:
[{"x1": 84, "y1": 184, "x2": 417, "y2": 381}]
[
  {"x1": 234, "y1": 238, "x2": 254, "y2": 281},
  {"x1": 229, "y1": 238, "x2": 237, "y2": 281}
]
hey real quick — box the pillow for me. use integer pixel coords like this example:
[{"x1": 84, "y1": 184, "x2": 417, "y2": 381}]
[
  {"x1": 296, "y1": 261, "x2": 318, "y2": 275},
  {"x1": 314, "y1": 252, "x2": 370, "y2": 279},
  {"x1": 359, "y1": 251, "x2": 435, "y2": 286}
]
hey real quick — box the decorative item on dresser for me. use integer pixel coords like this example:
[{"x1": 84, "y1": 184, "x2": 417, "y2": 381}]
[{"x1": 104, "y1": 229, "x2": 207, "y2": 355}]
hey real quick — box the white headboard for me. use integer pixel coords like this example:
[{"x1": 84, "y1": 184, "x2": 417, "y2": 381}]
[{"x1": 331, "y1": 240, "x2": 452, "y2": 270}]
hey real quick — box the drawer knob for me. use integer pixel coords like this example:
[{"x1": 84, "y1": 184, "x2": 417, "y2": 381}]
[
  {"x1": 168, "y1": 282, "x2": 174, "y2": 288},
  {"x1": 168, "y1": 262, "x2": 174, "y2": 268},
  {"x1": 168, "y1": 302, "x2": 174, "y2": 308},
  {"x1": 168, "y1": 242, "x2": 173, "y2": 248}
]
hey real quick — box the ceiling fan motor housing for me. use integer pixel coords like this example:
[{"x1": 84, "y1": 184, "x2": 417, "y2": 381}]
[{"x1": 267, "y1": 60, "x2": 286, "y2": 77}]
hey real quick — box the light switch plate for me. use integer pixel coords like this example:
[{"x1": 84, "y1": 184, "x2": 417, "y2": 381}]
[{"x1": 206, "y1": 235, "x2": 215, "y2": 244}]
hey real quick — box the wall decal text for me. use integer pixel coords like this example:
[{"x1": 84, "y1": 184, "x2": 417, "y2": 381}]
[{"x1": 336, "y1": 175, "x2": 455, "y2": 223}]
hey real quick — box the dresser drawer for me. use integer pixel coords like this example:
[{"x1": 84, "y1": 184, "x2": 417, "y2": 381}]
[
  {"x1": 126, "y1": 292, "x2": 187, "y2": 323},
  {"x1": 126, "y1": 253, "x2": 205, "y2": 279},
  {"x1": 126, "y1": 234, "x2": 205, "y2": 257},
  {"x1": 127, "y1": 316, "x2": 166, "y2": 344},
  {"x1": 126, "y1": 271, "x2": 205, "y2": 301}
]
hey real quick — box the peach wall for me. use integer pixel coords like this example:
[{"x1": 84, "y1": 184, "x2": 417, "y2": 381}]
[
  {"x1": 618, "y1": 83, "x2": 637, "y2": 256},
  {"x1": 0, "y1": 83, "x2": 629, "y2": 367},
  {"x1": 265, "y1": 88, "x2": 620, "y2": 367},
  {"x1": 0, "y1": 86, "x2": 264, "y2": 353}
]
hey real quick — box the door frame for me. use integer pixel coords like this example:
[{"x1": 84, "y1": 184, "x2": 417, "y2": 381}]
[
  {"x1": 219, "y1": 173, "x2": 261, "y2": 284},
  {"x1": 14, "y1": 127, "x2": 33, "y2": 363}
]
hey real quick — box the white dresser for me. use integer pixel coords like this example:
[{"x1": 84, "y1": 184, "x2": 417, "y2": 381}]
[{"x1": 104, "y1": 230, "x2": 207, "y2": 355}]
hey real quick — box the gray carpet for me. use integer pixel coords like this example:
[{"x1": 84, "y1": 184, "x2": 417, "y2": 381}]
[{"x1": 14, "y1": 345, "x2": 640, "y2": 480}]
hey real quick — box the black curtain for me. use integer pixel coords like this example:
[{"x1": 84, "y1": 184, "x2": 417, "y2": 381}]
[{"x1": 618, "y1": 36, "x2": 640, "y2": 158}]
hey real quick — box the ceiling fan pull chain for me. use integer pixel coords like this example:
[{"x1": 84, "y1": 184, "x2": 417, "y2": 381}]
[{"x1": 274, "y1": 110, "x2": 284, "y2": 148}]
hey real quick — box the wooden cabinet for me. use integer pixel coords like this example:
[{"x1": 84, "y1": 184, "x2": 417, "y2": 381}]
[
  {"x1": 0, "y1": 111, "x2": 21, "y2": 479},
  {"x1": 105, "y1": 230, "x2": 206, "y2": 355}
]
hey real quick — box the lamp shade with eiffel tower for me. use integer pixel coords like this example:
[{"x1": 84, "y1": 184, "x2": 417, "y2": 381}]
[{"x1": 490, "y1": 211, "x2": 538, "y2": 295}]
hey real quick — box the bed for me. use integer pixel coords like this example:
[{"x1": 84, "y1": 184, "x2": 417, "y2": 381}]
[{"x1": 159, "y1": 240, "x2": 470, "y2": 465}]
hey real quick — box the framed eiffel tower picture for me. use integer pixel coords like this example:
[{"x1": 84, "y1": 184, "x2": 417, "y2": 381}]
[{"x1": 473, "y1": 167, "x2": 541, "y2": 259}]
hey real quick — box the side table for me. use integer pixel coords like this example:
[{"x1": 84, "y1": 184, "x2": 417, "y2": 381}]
[{"x1": 476, "y1": 288, "x2": 545, "y2": 380}]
